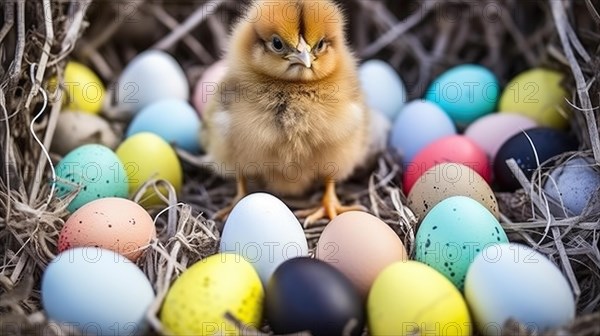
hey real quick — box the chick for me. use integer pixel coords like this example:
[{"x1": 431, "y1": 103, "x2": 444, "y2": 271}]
[{"x1": 202, "y1": 0, "x2": 380, "y2": 225}]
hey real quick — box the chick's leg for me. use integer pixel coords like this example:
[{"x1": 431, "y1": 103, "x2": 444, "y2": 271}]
[
  {"x1": 296, "y1": 178, "x2": 366, "y2": 227},
  {"x1": 213, "y1": 175, "x2": 247, "y2": 222}
]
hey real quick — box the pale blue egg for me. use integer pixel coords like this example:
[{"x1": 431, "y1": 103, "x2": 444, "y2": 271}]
[
  {"x1": 415, "y1": 196, "x2": 508, "y2": 290},
  {"x1": 389, "y1": 100, "x2": 456, "y2": 165},
  {"x1": 126, "y1": 99, "x2": 201, "y2": 153},
  {"x1": 42, "y1": 248, "x2": 155, "y2": 336},
  {"x1": 359, "y1": 60, "x2": 407, "y2": 120},
  {"x1": 425, "y1": 64, "x2": 500, "y2": 126},
  {"x1": 55, "y1": 144, "x2": 128, "y2": 212}
]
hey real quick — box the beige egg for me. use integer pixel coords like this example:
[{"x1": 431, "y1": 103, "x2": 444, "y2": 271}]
[
  {"x1": 315, "y1": 211, "x2": 408, "y2": 298},
  {"x1": 407, "y1": 163, "x2": 499, "y2": 221},
  {"x1": 51, "y1": 111, "x2": 119, "y2": 156}
]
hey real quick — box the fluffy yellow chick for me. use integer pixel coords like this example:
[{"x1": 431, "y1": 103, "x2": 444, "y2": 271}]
[{"x1": 202, "y1": 0, "x2": 382, "y2": 225}]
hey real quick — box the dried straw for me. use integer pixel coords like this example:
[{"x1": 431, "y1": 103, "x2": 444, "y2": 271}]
[{"x1": 0, "y1": 0, "x2": 599, "y2": 335}]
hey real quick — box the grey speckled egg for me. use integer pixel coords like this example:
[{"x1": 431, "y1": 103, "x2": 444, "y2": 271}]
[
  {"x1": 543, "y1": 157, "x2": 600, "y2": 217},
  {"x1": 408, "y1": 163, "x2": 499, "y2": 222},
  {"x1": 52, "y1": 111, "x2": 119, "y2": 156}
]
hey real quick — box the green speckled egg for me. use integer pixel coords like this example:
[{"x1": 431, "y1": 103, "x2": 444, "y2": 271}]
[
  {"x1": 415, "y1": 196, "x2": 508, "y2": 290},
  {"x1": 55, "y1": 144, "x2": 128, "y2": 212},
  {"x1": 161, "y1": 253, "x2": 264, "y2": 335}
]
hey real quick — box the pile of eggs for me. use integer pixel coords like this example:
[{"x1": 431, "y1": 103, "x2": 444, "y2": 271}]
[{"x1": 38, "y1": 49, "x2": 594, "y2": 336}]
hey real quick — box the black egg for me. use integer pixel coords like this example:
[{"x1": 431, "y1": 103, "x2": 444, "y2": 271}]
[
  {"x1": 493, "y1": 127, "x2": 578, "y2": 191},
  {"x1": 265, "y1": 257, "x2": 365, "y2": 336}
]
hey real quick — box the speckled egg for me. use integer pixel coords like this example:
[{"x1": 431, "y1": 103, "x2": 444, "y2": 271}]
[
  {"x1": 160, "y1": 253, "x2": 264, "y2": 335},
  {"x1": 42, "y1": 247, "x2": 155, "y2": 336},
  {"x1": 390, "y1": 100, "x2": 457, "y2": 165},
  {"x1": 359, "y1": 59, "x2": 407, "y2": 120},
  {"x1": 58, "y1": 198, "x2": 155, "y2": 261},
  {"x1": 415, "y1": 196, "x2": 508, "y2": 289},
  {"x1": 425, "y1": 64, "x2": 500, "y2": 126},
  {"x1": 51, "y1": 111, "x2": 120, "y2": 156},
  {"x1": 55, "y1": 144, "x2": 129, "y2": 212},
  {"x1": 408, "y1": 163, "x2": 499, "y2": 221},
  {"x1": 543, "y1": 157, "x2": 600, "y2": 217}
]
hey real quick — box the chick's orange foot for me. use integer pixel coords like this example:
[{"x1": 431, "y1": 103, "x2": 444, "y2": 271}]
[
  {"x1": 295, "y1": 180, "x2": 367, "y2": 228},
  {"x1": 212, "y1": 176, "x2": 247, "y2": 222}
]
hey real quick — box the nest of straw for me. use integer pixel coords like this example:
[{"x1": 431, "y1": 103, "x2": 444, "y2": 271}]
[{"x1": 0, "y1": 0, "x2": 599, "y2": 335}]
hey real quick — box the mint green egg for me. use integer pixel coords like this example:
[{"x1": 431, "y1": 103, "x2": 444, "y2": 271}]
[
  {"x1": 55, "y1": 144, "x2": 128, "y2": 212},
  {"x1": 415, "y1": 196, "x2": 508, "y2": 290},
  {"x1": 425, "y1": 64, "x2": 500, "y2": 127}
]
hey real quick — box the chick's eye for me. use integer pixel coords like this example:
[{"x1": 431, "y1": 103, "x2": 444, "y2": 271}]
[
  {"x1": 316, "y1": 39, "x2": 326, "y2": 52},
  {"x1": 271, "y1": 36, "x2": 284, "y2": 52}
]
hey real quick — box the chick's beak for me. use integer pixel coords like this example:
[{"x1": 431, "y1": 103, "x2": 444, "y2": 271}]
[{"x1": 287, "y1": 37, "x2": 313, "y2": 68}]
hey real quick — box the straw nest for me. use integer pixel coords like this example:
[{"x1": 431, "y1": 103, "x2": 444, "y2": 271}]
[{"x1": 0, "y1": 0, "x2": 599, "y2": 335}]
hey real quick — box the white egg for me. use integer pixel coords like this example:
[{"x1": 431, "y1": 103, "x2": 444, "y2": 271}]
[
  {"x1": 114, "y1": 50, "x2": 189, "y2": 116},
  {"x1": 543, "y1": 157, "x2": 600, "y2": 217},
  {"x1": 465, "y1": 243, "x2": 575, "y2": 335},
  {"x1": 219, "y1": 192, "x2": 308, "y2": 286},
  {"x1": 42, "y1": 247, "x2": 155, "y2": 335},
  {"x1": 359, "y1": 60, "x2": 407, "y2": 121}
]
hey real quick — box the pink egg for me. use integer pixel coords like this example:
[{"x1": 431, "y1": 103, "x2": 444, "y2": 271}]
[
  {"x1": 192, "y1": 60, "x2": 228, "y2": 115},
  {"x1": 403, "y1": 135, "x2": 490, "y2": 194},
  {"x1": 464, "y1": 114, "x2": 537, "y2": 161}
]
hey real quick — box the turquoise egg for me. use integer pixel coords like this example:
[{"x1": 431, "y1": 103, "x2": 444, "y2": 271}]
[
  {"x1": 415, "y1": 196, "x2": 508, "y2": 290},
  {"x1": 425, "y1": 64, "x2": 500, "y2": 126},
  {"x1": 55, "y1": 144, "x2": 128, "y2": 212},
  {"x1": 126, "y1": 99, "x2": 201, "y2": 153}
]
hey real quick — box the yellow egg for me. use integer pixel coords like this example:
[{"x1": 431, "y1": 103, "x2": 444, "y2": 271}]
[
  {"x1": 498, "y1": 68, "x2": 568, "y2": 129},
  {"x1": 116, "y1": 132, "x2": 182, "y2": 205},
  {"x1": 368, "y1": 261, "x2": 472, "y2": 336},
  {"x1": 49, "y1": 62, "x2": 105, "y2": 114},
  {"x1": 161, "y1": 253, "x2": 264, "y2": 335}
]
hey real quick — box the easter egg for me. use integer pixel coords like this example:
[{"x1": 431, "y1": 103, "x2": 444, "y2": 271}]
[
  {"x1": 51, "y1": 111, "x2": 120, "y2": 156},
  {"x1": 315, "y1": 211, "x2": 408, "y2": 298},
  {"x1": 415, "y1": 196, "x2": 508, "y2": 289},
  {"x1": 193, "y1": 60, "x2": 228, "y2": 115},
  {"x1": 42, "y1": 247, "x2": 155, "y2": 335},
  {"x1": 465, "y1": 243, "x2": 575, "y2": 335},
  {"x1": 390, "y1": 100, "x2": 456, "y2": 165},
  {"x1": 408, "y1": 163, "x2": 499, "y2": 221},
  {"x1": 543, "y1": 157, "x2": 600, "y2": 217},
  {"x1": 220, "y1": 193, "x2": 308, "y2": 286},
  {"x1": 464, "y1": 113, "x2": 537, "y2": 161},
  {"x1": 494, "y1": 127, "x2": 578, "y2": 191},
  {"x1": 403, "y1": 135, "x2": 490, "y2": 194},
  {"x1": 499, "y1": 68, "x2": 568, "y2": 128},
  {"x1": 126, "y1": 99, "x2": 201, "y2": 153},
  {"x1": 160, "y1": 253, "x2": 264, "y2": 335},
  {"x1": 425, "y1": 64, "x2": 500, "y2": 126},
  {"x1": 58, "y1": 198, "x2": 155, "y2": 261},
  {"x1": 368, "y1": 261, "x2": 471, "y2": 336},
  {"x1": 359, "y1": 59, "x2": 407, "y2": 120},
  {"x1": 266, "y1": 258, "x2": 364, "y2": 336},
  {"x1": 54, "y1": 61, "x2": 105, "y2": 114},
  {"x1": 116, "y1": 132, "x2": 183, "y2": 205},
  {"x1": 115, "y1": 50, "x2": 189, "y2": 115},
  {"x1": 55, "y1": 144, "x2": 129, "y2": 212}
]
